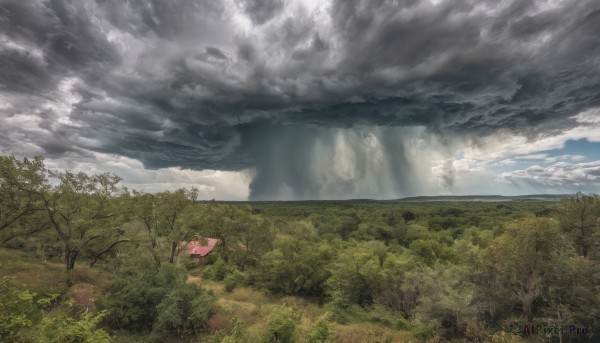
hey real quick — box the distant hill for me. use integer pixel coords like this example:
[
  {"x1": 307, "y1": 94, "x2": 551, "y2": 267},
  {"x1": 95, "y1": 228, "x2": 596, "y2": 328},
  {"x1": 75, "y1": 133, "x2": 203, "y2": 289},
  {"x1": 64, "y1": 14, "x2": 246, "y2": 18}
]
[
  {"x1": 203, "y1": 194, "x2": 576, "y2": 204},
  {"x1": 396, "y1": 194, "x2": 573, "y2": 202}
]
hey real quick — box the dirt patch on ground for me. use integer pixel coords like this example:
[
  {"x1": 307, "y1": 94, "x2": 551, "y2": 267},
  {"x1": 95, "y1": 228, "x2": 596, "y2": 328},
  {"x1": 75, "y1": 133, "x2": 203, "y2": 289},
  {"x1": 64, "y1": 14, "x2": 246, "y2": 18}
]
[
  {"x1": 206, "y1": 313, "x2": 232, "y2": 332},
  {"x1": 68, "y1": 282, "x2": 100, "y2": 311}
]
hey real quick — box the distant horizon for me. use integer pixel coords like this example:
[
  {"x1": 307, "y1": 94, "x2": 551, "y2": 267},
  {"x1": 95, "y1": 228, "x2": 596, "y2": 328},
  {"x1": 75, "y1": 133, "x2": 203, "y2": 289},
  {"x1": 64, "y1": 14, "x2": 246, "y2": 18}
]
[{"x1": 200, "y1": 193, "x2": 585, "y2": 202}]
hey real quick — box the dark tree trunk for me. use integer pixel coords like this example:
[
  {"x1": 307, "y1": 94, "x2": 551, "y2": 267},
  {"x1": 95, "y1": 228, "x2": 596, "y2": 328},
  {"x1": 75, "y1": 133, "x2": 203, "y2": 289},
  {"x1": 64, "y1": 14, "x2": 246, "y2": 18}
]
[
  {"x1": 169, "y1": 241, "x2": 177, "y2": 263},
  {"x1": 65, "y1": 246, "x2": 78, "y2": 286},
  {"x1": 89, "y1": 239, "x2": 131, "y2": 267}
]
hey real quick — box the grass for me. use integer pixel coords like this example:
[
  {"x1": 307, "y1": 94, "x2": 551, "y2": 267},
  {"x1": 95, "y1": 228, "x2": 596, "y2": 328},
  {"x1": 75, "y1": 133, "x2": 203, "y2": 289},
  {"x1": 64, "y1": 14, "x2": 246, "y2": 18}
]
[
  {"x1": 0, "y1": 247, "x2": 113, "y2": 313},
  {"x1": 0, "y1": 248, "x2": 66, "y2": 295},
  {"x1": 332, "y1": 322, "x2": 418, "y2": 343},
  {"x1": 188, "y1": 272, "x2": 421, "y2": 343}
]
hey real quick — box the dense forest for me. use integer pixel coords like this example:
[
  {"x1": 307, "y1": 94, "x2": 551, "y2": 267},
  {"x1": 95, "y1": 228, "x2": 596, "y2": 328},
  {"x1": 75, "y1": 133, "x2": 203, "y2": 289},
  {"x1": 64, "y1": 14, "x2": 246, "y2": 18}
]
[{"x1": 1, "y1": 155, "x2": 599, "y2": 343}]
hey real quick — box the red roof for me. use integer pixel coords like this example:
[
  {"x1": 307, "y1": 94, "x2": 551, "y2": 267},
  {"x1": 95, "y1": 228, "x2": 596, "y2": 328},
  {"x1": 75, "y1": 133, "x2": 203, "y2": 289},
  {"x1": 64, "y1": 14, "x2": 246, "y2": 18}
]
[{"x1": 188, "y1": 238, "x2": 218, "y2": 256}]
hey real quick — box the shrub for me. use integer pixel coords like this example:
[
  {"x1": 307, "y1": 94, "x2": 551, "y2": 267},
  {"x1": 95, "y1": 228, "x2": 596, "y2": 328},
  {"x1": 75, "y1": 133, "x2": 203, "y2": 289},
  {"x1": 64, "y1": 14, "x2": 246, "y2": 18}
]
[
  {"x1": 105, "y1": 257, "x2": 215, "y2": 339},
  {"x1": 203, "y1": 258, "x2": 232, "y2": 281},
  {"x1": 0, "y1": 277, "x2": 37, "y2": 340},
  {"x1": 306, "y1": 312, "x2": 333, "y2": 343},
  {"x1": 35, "y1": 310, "x2": 110, "y2": 343},
  {"x1": 184, "y1": 258, "x2": 199, "y2": 271},
  {"x1": 266, "y1": 305, "x2": 300, "y2": 343},
  {"x1": 153, "y1": 285, "x2": 214, "y2": 336},
  {"x1": 223, "y1": 270, "x2": 245, "y2": 292}
]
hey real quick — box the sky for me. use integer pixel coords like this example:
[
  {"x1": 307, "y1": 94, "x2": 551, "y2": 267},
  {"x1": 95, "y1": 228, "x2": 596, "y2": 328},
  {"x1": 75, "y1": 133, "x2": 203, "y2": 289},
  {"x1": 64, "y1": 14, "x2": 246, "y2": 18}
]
[{"x1": 0, "y1": 0, "x2": 599, "y2": 200}]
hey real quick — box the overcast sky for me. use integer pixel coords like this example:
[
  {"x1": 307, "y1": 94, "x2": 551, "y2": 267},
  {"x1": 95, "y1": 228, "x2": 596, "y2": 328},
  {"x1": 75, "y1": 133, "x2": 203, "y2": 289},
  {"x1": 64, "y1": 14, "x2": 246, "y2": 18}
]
[{"x1": 1, "y1": 0, "x2": 599, "y2": 200}]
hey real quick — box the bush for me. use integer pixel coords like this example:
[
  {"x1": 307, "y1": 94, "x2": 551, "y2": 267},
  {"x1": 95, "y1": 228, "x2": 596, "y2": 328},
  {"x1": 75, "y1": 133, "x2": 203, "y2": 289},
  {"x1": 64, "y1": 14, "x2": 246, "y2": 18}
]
[
  {"x1": 105, "y1": 257, "x2": 215, "y2": 339},
  {"x1": 203, "y1": 258, "x2": 232, "y2": 281},
  {"x1": 153, "y1": 285, "x2": 214, "y2": 336},
  {"x1": 266, "y1": 305, "x2": 300, "y2": 343},
  {"x1": 0, "y1": 277, "x2": 37, "y2": 340},
  {"x1": 306, "y1": 312, "x2": 333, "y2": 343},
  {"x1": 223, "y1": 270, "x2": 245, "y2": 292},
  {"x1": 35, "y1": 310, "x2": 110, "y2": 343},
  {"x1": 184, "y1": 258, "x2": 199, "y2": 271}
]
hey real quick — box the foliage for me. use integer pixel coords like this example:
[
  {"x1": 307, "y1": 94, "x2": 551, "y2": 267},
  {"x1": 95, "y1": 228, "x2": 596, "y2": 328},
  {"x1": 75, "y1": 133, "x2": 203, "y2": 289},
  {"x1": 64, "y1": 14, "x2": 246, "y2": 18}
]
[
  {"x1": 252, "y1": 221, "x2": 332, "y2": 297},
  {"x1": 153, "y1": 283, "x2": 214, "y2": 337},
  {"x1": 410, "y1": 263, "x2": 483, "y2": 339},
  {"x1": 486, "y1": 217, "x2": 563, "y2": 321},
  {"x1": 326, "y1": 242, "x2": 382, "y2": 306},
  {"x1": 35, "y1": 310, "x2": 110, "y2": 343},
  {"x1": 223, "y1": 270, "x2": 246, "y2": 292},
  {"x1": 203, "y1": 257, "x2": 234, "y2": 281},
  {"x1": 0, "y1": 156, "x2": 49, "y2": 246},
  {"x1": 556, "y1": 194, "x2": 600, "y2": 258},
  {"x1": 0, "y1": 277, "x2": 37, "y2": 339},
  {"x1": 184, "y1": 258, "x2": 199, "y2": 271},
  {"x1": 105, "y1": 257, "x2": 214, "y2": 338},
  {"x1": 305, "y1": 312, "x2": 333, "y2": 343},
  {"x1": 266, "y1": 305, "x2": 300, "y2": 343}
]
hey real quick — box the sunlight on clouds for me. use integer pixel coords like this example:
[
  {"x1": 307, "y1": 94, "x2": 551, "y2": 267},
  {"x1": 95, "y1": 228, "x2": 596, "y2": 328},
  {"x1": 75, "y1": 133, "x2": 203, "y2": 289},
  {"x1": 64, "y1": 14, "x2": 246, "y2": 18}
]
[{"x1": 43, "y1": 152, "x2": 253, "y2": 200}]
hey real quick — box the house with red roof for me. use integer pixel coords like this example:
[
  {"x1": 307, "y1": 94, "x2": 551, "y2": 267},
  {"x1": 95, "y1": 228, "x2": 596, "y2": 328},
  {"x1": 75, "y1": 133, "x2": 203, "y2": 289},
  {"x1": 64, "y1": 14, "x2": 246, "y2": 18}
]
[{"x1": 188, "y1": 238, "x2": 219, "y2": 265}]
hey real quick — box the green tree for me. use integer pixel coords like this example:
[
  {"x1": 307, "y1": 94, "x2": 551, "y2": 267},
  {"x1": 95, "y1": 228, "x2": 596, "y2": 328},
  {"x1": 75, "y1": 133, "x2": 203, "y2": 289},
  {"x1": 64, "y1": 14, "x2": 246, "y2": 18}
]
[
  {"x1": 556, "y1": 194, "x2": 600, "y2": 258},
  {"x1": 411, "y1": 263, "x2": 483, "y2": 339},
  {"x1": 106, "y1": 257, "x2": 214, "y2": 338},
  {"x1": 202, "y1": 204, "x2": 242, "y2": 262},
  {"x1": 41, "y1": 171, "x2": 129, "y2": 284},
  {"x1": 254, "y1": 221, "x2": 332, "y2": 297},
  {"x1": 0, "y1": 156, "x2": 50, "y2": 245},
  {"x1": 130, "y1": 191, "x2": 163, "y2": 267},
  {"x1": 326, "y1": 242, "x2": 382, "y2": 306},
  {"x1": 339, "y1": 213, "x2": 360, "y2": 240},
  {"x1": 154, "y1": 188, "x2": 201, "y2": 264},
  {"x1": 266, "y1": 305, "x2": 300, "y2": 343},
  {"x1": 486, "y1": 217, "x2": 563, "y2": 322}
]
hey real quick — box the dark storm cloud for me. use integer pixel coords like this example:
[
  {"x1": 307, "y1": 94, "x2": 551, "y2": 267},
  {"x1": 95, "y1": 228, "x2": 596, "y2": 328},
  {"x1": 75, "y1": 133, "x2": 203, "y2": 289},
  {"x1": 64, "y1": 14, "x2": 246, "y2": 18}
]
[
  {"x1": 1, "y1": 0, "x2": 599, "y2": 199},
  {"x1": 239, "y1": 0, "x2": 285, "y2": 25},
  {"x1": 0, "y1": 0, "x2": 118, "y2": 94}
]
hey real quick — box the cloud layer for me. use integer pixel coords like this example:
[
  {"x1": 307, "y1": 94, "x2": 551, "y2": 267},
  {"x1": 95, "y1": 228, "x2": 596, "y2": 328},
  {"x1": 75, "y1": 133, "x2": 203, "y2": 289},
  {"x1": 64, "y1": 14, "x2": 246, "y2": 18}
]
[{"x1": 1, "y1": 0, "x2": 599, "y2": 199}]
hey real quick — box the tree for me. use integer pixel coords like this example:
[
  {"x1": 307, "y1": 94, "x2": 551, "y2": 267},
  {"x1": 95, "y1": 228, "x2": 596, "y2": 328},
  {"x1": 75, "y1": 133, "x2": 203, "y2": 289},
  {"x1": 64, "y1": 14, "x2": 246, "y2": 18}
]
[
  {"x1": 542, "y1": 255, "x2": 600, "y2": 342},
  {"x1": 556, "y1": 194, "x2": 600, "y2": 258},
  {"x1": 129, "y1": 191, "x2": 163, "y2": 267},
  {"x1": 154, "y1": 188, "x2": 201, "y2": 264},
  {"x1": 202, "y1": 204, "x2": 242, "y2": 262},
  {"x1": 326, "y1": 242, "x2": 383, "y2": 306},
  {"x1": 41, "y1": 171, "x2": 128, "y2": 285},
  {"x1": 486, "y1": 217, "x2": 563, "y2": 322},
  {"x1": 402, "y1": 210, "x2": 416, "y2": 222},
  {"x1": 229, "y1": 206, "x2": 274, "y2": 271},
  {"x1": 254, "y1": 222, "x2": 332, "y2": 297},
  {"x1": 0, "y1": 156, "x2": 50, "y2": 245},
  {"x1": 339, "y1": 213, "x2": 360, "y2": 240},
  {"x1": 411, "y1": 263, "x2": 483, "y2": 339}
]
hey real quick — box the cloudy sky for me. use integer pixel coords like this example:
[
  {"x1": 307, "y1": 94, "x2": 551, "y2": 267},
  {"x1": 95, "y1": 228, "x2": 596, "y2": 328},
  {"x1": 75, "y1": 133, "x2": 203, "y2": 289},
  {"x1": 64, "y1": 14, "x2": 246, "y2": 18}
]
[{"x1": 1, "y1": 0, "x2": 599, "y2": 200}]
